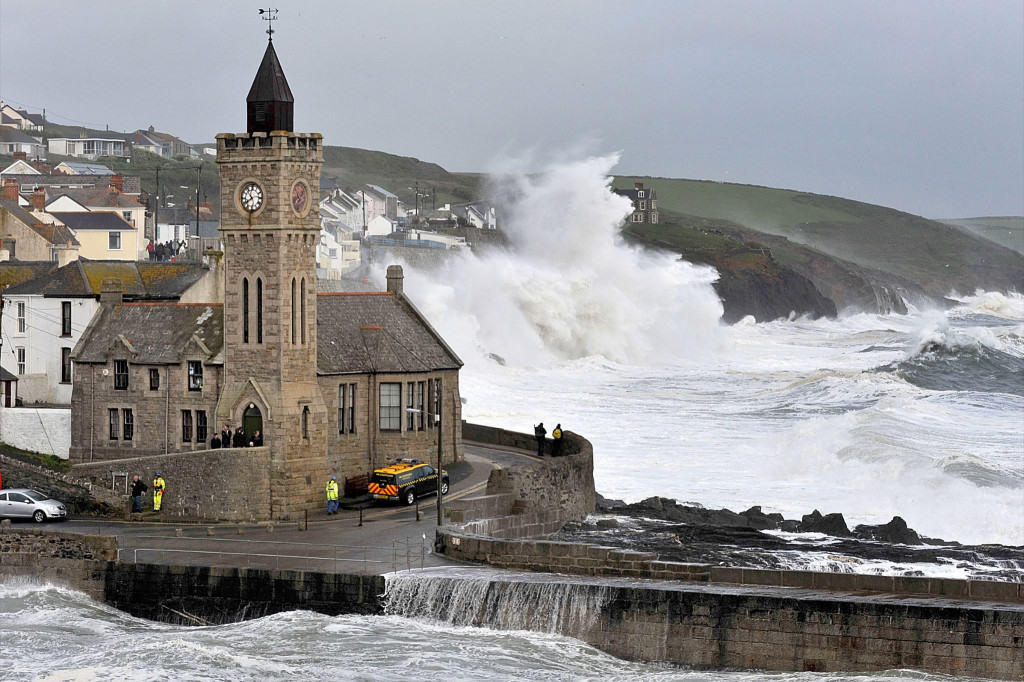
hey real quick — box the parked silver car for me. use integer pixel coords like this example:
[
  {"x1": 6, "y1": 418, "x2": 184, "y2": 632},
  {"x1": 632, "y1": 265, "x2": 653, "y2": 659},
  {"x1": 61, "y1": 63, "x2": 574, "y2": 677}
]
[{"x1": 0, "y1": 488, "x2": 68, "y2": 522}]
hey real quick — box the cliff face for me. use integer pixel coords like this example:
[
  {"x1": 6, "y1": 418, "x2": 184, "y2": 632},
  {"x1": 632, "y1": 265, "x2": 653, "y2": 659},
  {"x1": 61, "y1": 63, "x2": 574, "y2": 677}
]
[{"x1": 712, "y1": 257, "x2": 836, "y2": 323}]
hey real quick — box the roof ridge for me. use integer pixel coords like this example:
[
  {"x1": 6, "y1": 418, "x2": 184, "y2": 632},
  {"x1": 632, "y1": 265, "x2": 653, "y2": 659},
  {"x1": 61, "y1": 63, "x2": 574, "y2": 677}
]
[
  {"x1": 317, "y1": 291, "x2": 391, "y2": 297},
  {"x1": 120, "y1": 302, "x2": 223, "y2": 307}
]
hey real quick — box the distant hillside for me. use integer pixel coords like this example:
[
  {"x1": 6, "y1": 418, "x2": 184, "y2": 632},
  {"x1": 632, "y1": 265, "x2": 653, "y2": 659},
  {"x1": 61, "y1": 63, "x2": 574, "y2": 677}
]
[
  {"x1": 613, "y1": 177, "x2": 1024, "y2": 303},
  {"x1": 943, "y1": 217, "x2": 1024, "y2": 255}
]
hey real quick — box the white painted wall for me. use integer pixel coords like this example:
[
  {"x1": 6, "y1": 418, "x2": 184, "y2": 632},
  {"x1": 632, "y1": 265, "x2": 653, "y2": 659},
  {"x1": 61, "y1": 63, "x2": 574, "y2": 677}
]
[
  {"x1": 0, "y1": 295, "x2": 97, "y2": 405},
  {"x1": 0, "y1": 407, "x2": 71, "y2": 458}
]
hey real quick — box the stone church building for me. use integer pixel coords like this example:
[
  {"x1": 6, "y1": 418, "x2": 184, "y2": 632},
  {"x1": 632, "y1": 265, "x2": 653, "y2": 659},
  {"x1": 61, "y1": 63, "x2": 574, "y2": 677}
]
[{"x1": 69, "y1": 39, "x2": 463, "y2": 520}]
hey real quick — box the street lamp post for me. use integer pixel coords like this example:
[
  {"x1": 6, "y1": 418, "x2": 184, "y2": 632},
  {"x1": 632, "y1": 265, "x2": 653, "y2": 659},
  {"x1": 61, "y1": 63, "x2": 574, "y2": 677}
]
[{"x1": 408, "y1": 403, "x2": 444, "y2": 526}]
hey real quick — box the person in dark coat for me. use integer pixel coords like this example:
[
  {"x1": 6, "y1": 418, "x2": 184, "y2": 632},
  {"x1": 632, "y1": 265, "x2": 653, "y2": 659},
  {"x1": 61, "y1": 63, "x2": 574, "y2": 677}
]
[
  {"x1": 221, "y1": 424, "x2": 232, "y2": 446},
  {"x1": 252, "y1": 430, "x2": 263, "y2": 447},
  {"x1": 210, "y1": 434, "x2": 221, "y2": 449},
  {"x1": 130, "y1": 475, "x2": 147, "y2": 513},
  {"x1": 232, "y1": 427, "x2": 246, "y2": 448},
  {"x1": 534, "y1": 422, "x2": 547, "y2": 457},
  {"x1": 552, "y1": 423, "x2": 563, "y2": 456}
]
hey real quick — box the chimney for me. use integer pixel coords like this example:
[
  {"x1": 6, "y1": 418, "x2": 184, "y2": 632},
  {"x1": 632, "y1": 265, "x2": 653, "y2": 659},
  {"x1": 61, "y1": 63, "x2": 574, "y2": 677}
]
[
  {"x1": 2, "y1": 179, "x2": 18, "y2": 202},
  {"x1": 634, "y1": 182, "x2": 644, "y2": 191},
  {"x1": 386, "y1": 264, "x2": 404, "y2": 296},
  {"x1": 31, "y1": 187, "x2": 45, "y2": 211},
  {"x1": 99, "y1": 279, "x2": 123, "y2": 306},
  {"x1": 109, "y1": 175, "x2": 124, "y2": 192},
  {"x1": 12, "y1": 151, "x2": 26, "y2": 162},
  {"x1": 31, "y1": 161, "x2": 51, "y2": 174}
]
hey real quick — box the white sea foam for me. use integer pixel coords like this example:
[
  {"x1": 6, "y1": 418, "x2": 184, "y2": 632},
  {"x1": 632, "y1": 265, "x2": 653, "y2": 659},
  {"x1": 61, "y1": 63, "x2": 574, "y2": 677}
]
[{"x1": 394, "y1": 155, "x2": 1023, "y2": 547}]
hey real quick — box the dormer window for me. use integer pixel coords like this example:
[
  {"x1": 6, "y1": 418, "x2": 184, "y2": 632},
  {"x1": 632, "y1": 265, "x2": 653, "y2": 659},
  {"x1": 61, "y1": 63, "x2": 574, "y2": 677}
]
[
  {"x1": 114, "y1": 360, "x2": 129, "y2": 390},
  {"x1": 638, "y1": 190, "x2": 645, "y2": 198},
  {"x1": 187, "y1": 361, "x2": 203, "y2": 391}
]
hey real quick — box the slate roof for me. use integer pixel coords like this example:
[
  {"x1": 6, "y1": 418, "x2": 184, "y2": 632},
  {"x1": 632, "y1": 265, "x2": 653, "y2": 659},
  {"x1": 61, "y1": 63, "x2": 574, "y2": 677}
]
[
  {"x1": 0, "y1": 199, "x2": 80, "y2": 247},
  {"x1": 366, "y1": 184, "x2": 398, "y2": 199},
  {"x1": 316, "y1": 292, "x2": 462, "y2": 374},
  {"x1": 0, "y1": 127, "x2": 40, "y2": 144},
  {"x1": 0, "y1": 366, "x2": 17, "y2": 382},
  {"x1": 48, "y1": 187, "x2": 143, "y2": 209},
  {"x1": 57, "y1": 162, "x2": 114, "y2": 175},
  {"x1": 4, "y1": 260, "x2": 208, "y2": 299},
  {"x1": 50, "y1": 212, "x2": 135, "y2": 232},
  {"x1": 74, "y1": 303, "x2": 223, "y2": 365},
  {"x1": 0, "y1": 262, "x2": 59, "y2": 289},
  {"x1": 612, "y1": 187, "x2": 657, "y2": 202}
]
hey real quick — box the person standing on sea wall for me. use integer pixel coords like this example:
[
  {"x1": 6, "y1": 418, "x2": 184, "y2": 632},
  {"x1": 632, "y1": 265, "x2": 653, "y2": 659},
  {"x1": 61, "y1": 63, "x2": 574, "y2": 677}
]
[
  {"x1": 325, "y1": 476, "x2": 339, "y2": 515},
  {"x1": 152, "y1": 473, "x2": 165, "y2": 512},
  {"x1": 130, "y1": 475, "x2": 147, "y2": 513},
  {"x1": 534, "y1": 423, "x2": 547, "y2": 457},
  {"x1": 552, "y1": 424, "x2": 563, "y2": 456}
]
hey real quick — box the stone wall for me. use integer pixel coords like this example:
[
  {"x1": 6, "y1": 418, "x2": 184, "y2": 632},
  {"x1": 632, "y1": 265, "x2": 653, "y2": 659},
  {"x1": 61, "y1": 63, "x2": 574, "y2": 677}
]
[
  {"x1": 0, "y1": 407, "x2": 71, "y2": 458},
  {"x1": 0, "y1": 452, "x2": 122, "y2": 513},
  {"x1": 105, "y1": 563, "x2": 384, "y2": 625},
  {"x1": 0, "y1": 528, "x2": 115, "y2": 603},
  {"x1": 72, "y1": 447, "x2": 272, "y2": 522}
]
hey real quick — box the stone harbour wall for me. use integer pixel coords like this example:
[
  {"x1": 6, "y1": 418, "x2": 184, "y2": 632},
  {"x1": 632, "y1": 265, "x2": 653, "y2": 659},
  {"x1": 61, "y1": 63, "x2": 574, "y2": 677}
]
[
  {"x1": 72, "y1": 447, "x2": 272, "y2": 522},
  {"x1": 0, "y1": 528, "x2": 115, "y2": 602}
]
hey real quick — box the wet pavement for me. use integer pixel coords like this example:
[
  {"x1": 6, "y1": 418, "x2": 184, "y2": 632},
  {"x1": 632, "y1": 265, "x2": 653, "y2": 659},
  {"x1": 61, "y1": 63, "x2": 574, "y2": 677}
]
[{"x1": 52, "y1": 443, "x2": 540, "y2": 575}]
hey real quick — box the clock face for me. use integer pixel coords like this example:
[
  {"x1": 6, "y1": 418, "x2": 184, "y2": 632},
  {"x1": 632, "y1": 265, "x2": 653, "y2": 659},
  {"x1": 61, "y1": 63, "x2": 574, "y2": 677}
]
[
  {"x1": 291, "y1": 181, "x2": 309, "y2": 215},
  {"x1": 240, "y1": 182, "x2": 264, "y2": 213}
]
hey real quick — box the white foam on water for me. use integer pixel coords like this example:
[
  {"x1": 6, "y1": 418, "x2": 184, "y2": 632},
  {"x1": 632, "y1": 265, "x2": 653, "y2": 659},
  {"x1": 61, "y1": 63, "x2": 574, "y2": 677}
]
[{"x1": 393, "y1": 156, "x2": 1023, "y2": 547}]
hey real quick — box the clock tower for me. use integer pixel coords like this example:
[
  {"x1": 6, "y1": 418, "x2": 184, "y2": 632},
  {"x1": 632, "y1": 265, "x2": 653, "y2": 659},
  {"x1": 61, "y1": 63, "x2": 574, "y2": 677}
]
[{"x1": 215, "y1": 37, "x2": 327, "y2": 518}]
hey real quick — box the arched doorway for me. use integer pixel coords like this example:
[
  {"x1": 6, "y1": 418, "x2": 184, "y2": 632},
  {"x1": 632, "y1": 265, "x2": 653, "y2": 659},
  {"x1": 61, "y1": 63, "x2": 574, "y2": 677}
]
[{"x1": 242, "y1": 403, "x2": 263, "y2": 441}]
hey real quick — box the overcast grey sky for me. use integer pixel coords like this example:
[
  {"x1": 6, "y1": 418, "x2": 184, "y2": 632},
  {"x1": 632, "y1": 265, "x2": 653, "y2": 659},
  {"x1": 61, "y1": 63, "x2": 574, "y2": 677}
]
[{"x1": 1, "y1": 0, "x2": 1021, "y2": 218}]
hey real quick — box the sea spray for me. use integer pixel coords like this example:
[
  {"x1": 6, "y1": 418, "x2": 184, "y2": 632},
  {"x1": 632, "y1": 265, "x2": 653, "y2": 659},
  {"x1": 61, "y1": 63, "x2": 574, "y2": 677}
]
[{"x1": 383, "y1": 568, "x2": 612, "y2": 638}]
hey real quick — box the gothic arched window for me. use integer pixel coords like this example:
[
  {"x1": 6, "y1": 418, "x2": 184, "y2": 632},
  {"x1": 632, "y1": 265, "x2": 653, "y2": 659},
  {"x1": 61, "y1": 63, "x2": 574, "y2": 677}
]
[
  {"x1": 242, "y1": 277, "x2": 250, "y2": 344},
  {"x1": 290, "y1": 277, "x2": 297, "y2": 345},
  {"x1": 300, "y1": 277, "x2": 307, "y2": 345},
  {"x1": 301, "y1": 405, "x2": 310, "y2": 439},
  {"x1": 256, "y1": 277, "x2": 263, "y2": 343}
]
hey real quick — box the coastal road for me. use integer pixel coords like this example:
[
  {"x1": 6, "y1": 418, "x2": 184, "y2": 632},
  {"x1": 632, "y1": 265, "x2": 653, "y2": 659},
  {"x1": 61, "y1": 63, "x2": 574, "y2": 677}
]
[{"x1": 53, "y1": 442, "x2": 540, "y2": 575}]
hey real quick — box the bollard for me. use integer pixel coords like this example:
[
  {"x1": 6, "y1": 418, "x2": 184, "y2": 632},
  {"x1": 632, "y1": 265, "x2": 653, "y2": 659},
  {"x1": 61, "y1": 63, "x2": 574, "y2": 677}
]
[
  {"x1": 359, "y1": 507, "x2": 363, "y2": 527},
  {"x1": 416, "y1": 497, "x2": 421, "y2": 522},
  {"x1": 266, "y1": 522, "x2": 274, "y2": 533},
  {"x1": 206, "y1": 527, "x2": 215, "y2": 537},
  {"x1": 175, "y1": 528, "x2": 183, "y2": 537}
]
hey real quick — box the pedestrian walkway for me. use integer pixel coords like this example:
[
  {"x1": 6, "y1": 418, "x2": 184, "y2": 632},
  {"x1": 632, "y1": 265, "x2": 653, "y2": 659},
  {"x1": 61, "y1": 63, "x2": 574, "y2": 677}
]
[{"x1": 55, "y1": 444, "x2": 539, "y2": 575}]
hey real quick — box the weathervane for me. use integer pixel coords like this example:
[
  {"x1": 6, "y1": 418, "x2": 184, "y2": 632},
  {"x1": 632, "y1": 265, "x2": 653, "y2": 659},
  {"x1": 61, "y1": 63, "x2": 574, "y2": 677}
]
[{"x1": 258, "y1": 8, "x2": 278, "y2": 41}]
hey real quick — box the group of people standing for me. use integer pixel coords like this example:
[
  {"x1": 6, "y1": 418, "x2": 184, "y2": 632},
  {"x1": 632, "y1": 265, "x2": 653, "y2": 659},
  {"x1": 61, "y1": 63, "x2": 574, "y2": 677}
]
[
  {"x1": 210, "y1": 424, "x2": 262, "y2": 449},
  {"x1": 129, "y1": 473, "x2": 165, "y2": 513},
  {"x1": 533, "y1": 422, "x2": 565, "y2": 457},
  {"x1": 146, "y1": 239, "x2": 188, "y2": 262}
]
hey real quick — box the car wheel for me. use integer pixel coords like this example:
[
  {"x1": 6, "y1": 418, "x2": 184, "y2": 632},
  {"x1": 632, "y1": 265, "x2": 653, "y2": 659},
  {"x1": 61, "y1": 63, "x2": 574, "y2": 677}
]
[
  {"x1": 440, "y1": 480, "x2": 449, "y2": 496},
  {"x1": 32, "y1": 510, "x2": 46, "y2": 523},
  {"x1": 404, "y1": 489, "x2": 416, "y2": 506}
]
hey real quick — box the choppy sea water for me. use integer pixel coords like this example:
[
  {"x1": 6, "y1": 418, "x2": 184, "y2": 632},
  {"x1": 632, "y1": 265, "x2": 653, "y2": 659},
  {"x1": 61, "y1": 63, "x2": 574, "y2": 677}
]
[{"x1": 0, "y1": 582, "x2": 992, "y2": 682}]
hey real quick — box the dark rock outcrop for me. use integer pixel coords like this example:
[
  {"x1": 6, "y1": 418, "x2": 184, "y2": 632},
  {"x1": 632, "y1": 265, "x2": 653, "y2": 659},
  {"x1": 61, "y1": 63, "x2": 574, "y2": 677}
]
[
  {"x1": 854, "y1": 516, "x2": 923, "y2": 545},
  {"x1": 798, "y1": 510, "x2": 851, "y2": 536}
]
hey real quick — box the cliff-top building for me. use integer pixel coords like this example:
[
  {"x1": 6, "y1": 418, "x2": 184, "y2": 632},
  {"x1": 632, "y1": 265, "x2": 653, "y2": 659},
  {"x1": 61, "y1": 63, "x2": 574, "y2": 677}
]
[
  {"x1": 613, "y1": 182, "x2": 659, "y2": 224},
  {"x1": 69, "y1": 37, "x2": 463, "y2": 521}
]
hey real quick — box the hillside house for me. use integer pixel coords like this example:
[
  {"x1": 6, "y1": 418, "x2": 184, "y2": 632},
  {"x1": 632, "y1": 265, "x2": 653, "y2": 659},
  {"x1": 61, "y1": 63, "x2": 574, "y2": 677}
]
[
  {"x1": 0, "y1": 128, "x2": 46, "y2": 160},
  {"x1": 0, "y1": 192, "x2": 80, "y2": 263},
  {"x1": 48, "y1": 135, "x2": 131, "y2": 160},
  {"x1": 0, "y1": 104, "x2": 44, "y2": 132},
  {"x1": 613, "y1": 182, "x2": 659, "y2": 224}
]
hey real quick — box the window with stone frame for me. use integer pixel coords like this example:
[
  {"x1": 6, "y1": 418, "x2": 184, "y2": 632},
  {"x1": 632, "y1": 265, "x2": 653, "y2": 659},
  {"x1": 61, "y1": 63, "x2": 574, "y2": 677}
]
[
  {"x1": 196, "y1": 410, "x2": 207, "y2": 443},
  {"x1": 301, "y1": 406, "x2": 310, "y2": 439},
  {"x1": 181, "y1": 410, "x2": 193, "y2": 442},
  {"x1": 379, "y1": 382, "x2": 401, "y2": 431},
  {"x1": 114, "y1": 360, "x2": 129, "y2": 390},
  {"x1": 347, "y1": 383, "x2": 356, "y2": 434},
  {"x1": 187, "y1": 361, "x2": 203, "y2": 391},
  {"x1": 61, "y1": 301, "x2": 72, "y2": 336},
  {"x1": 417, "y1": 381, "x2": 425, "y2": 431},
  {"x1": 123, "y1": 409, "x2": 134, "y2": 441},
  {"x1": 149, "y1": 368, "x2": 160, "y2": 391},
  {"x1": 338, "y1": 384, "x2": 346, "y2": 434},
  {"x1": 16, "y1": 347, "x2": 25, "y2": 375},
  {"x1": 407, "y1": 382, "x2": 416, "y2": 431},
  {"x1": 243, "y1": 277, "x2": 250, "y2": 343},
  {"x1": 109, "y1": 408, "x2": 119, "y2": 440},
  {"x1": 256, "y1": 278, "x2": 263, "y2": 343},
  {"x1": 61, "y1": 347, "x2": 72, "y2": 383}
]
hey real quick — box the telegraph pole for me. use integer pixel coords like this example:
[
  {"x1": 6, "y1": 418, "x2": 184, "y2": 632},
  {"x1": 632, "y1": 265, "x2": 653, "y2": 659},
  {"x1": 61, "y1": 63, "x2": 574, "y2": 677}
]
[{"x1": 195, "y1": 165, "x2": 202, "y2": 258}]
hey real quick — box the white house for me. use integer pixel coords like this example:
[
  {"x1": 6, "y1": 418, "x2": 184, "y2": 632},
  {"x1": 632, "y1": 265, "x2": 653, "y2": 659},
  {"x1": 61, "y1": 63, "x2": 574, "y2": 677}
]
[
  {"x1": 53, "y1": 161, "x2": 114, "y2": 176},
  {"x1": 320, "y1": 188, "x2": 366, "y2": 233},
  {"x1": 317, "y1": 229, "x2": 361, "y2": 279},
  {"x1": 0, "y1": 104, "x2": 44, "y2": 132},
  {"x1": 0, "y1": 260, "x2": 219, "y2": 405},
  {"x1": 0, "y1": 159, "x2": 40, "y2": 178},
  {"x1": 48, "y1": 136, "x2": 130, "y2": 160},
  {"x1": 0, "y1": 128, "x2": 46, "y2": 160},
  {"x1": 366, "y1": 215, "x2": 397, "y2": 237}
]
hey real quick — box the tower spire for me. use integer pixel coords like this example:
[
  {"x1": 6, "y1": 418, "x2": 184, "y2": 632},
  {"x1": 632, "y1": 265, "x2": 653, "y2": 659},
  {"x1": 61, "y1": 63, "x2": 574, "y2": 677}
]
[{"x1": 246, "y1": 34, "x2": 294, "y2": 134}]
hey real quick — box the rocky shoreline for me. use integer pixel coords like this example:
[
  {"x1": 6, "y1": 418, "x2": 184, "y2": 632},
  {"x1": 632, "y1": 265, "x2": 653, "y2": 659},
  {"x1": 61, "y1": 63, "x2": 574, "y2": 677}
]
[{"x1": 552, "y1": 495, "x2": 1024, "y2": 582}]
